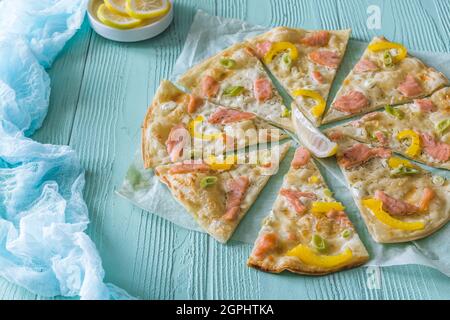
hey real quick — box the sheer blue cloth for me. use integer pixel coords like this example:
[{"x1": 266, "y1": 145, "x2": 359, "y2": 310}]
[{"x1": 0, "y1": 0, "x2": 133, "y2": 299}]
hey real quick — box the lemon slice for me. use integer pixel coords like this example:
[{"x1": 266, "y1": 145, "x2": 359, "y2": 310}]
[
  {"x1": 104, "y1": 0, "x2": 128, "y2": 15},
  {"x1": 97, "y1": 4, "x2": 142, "y2": 29},
  {"x1": 126, "y1": 0, "x2": 171, "y2": 19},
  {"x1": 291, "y1": 103, "x2": 337, "y2": 158}
]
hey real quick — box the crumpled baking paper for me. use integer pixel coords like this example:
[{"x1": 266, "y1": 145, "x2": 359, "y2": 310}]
[
  {"x1": 0, "y1": 0, "x2": 133, "y2": 299},
  {"x1": 118, "y1": 10, "x2": 450, "y2": 276}
]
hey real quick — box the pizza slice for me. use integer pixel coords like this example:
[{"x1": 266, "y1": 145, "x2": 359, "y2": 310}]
[
  {"x1": 248, "y1": 27, "x2": 351, "y2": 126},
  {"x1": 142, "y1": 80, "x2": 288, "y2": 169},
  {"x1": 177, "y1": 43, "x2": 294, "y2": 132},
  {"x1": 322, "y1": 36, "x2": 449, "y2": 124},
  {"x1": 155, "y1": 142, "x2": 291, "y2": 243},
  {"x1": 247, "y1": 146, "x2": 369, "y2": 275},
  {"x1": 330, "y1": 135, "x2": 449, "y2": 243},
  {"x1": 326, "y1": 87, "x2": 450, "y2": 170}
]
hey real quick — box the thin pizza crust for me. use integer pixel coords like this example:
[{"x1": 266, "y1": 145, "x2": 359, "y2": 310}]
[
  {"x1": 177, "y1": 43, "x2": 294, "y2": 132},
  {"x1": 323, "y1": 37, "x2": 449, "y2": 124},
  {"x1": 247, "y1": 147, "x2": 369, "y2": 275},
  {"x1": 247, "y1": 27, "x2": 351, "y2": 127},
  {"x1": 142, "y1": 80, "x2": 288, "y2": 169},
  {"x1": 155, "y1": 142, "x2": 291, "y2": 243},
  {"x1": 325, "y1": 87, "x2": 450, "y2": 170},
  {"x1": 333, "y1": 136, "x2": 449, "y2": 243}
]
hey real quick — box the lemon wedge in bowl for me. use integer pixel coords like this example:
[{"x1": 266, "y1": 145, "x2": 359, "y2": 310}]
[
  {"x1": 104, "y1": 0, "x2": 128, "y2": 15},
  {"x1": 291, "y1": 102, "x2": 338, "y2": 158},
  {"x1": 126, "y1": 0, "x2": 171, "y2": 19},
  {"x1": 97, "y1": 4, "x2": 142, "y2": 29}
]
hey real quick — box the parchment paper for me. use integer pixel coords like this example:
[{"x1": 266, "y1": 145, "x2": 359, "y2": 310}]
[{"x1": 117, "y1": 10, "x2": 450, "y2": 276}]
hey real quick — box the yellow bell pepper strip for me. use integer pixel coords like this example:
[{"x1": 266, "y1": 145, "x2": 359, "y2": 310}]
[
  {"x1": 205, "y1": 155, "x2": 237, "y2": 171},
  {"x1": 286, "y1": 245, "x2": 353, "y2": 268},
  {"x1": 188, "y1": 116, "x2": 222, "y2": 141},
  {"x1": 264, "y1": 41, "x2": 299, "y2": 64},
  {"x1": 311, "y1": 201, "x2": 345, "y2": 213},
  {"x1": 293, "y1": 89, "x2": 326, "y2": 118},
  {"x1": 397, "y1": 129, "x2": 421, "y2": 157},
  {"x1": 308, "y1": 175, "x2": 320, "y2": 184},
  {"x1": 387, "y1": 157, "x2": 414, "y2": 169},
  {"x1": 362, "y1": 198, "x2": 425, "y2": 231},
  {"x1": 368, "y1": 40, "x2": 408, "y2": 63}
]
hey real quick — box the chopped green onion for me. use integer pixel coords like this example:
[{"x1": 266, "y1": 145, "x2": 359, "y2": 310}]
[
  {"x1": 390, "y1": 165, "x2": 419, "y2": 177},
  {"x1": 311, "y1": 234, "x2": 327, "y2": 252},
  {"x1": 223, "y1": 86, "x2": 245, "y2": 97},
  {"x1": 200, "y1": 176, "x2": 218, "y2": 189},
  {"x1": 281, "y1": 53, "x2": 292, "y2": 67},
  {"x1": 220, "y1": 58, "x2": 236, "y2": 69},
  {"x1": 385, "y1": 105, "x2": 404, "y2": 119},
  {"x1": 126, "y1": 166, "x2": 141, "y2": 188},
  {"x1": 436, "y1": 119, "x2": 450, "y2": 134},
  {"x1": 432, "y1": 175, "x2": 446, "y2": 186},
  {"x1": 383, "y1": 50, "x2": 393, "y2": 67},
  {"x1": 341, "y1": 229, "x2": 352, "y2": 239},
  {"x1": 323, "y1": 188, "x2": 333, "y2": 198},
  {"x1": 281, "y1": 106, "x2": 291, "y2": 118}
]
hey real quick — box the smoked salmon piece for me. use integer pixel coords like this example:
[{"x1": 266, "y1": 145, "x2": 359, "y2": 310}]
[
  {"x1": 375, "y1": 190, "x2": 419, "y2": 216},
  {"x1": 420, "y1": 133, "x2": 450, "y2": 162},
  {"x1": 333, "y1": 90, "x2": 369, "y2": 114},
  {"x1": 311, "y1": 70, "x2": 325, "y2": 84},
  {"x1": 280, "y1": 189, "x2": 316, "y2": 214},
  {"x1": 397, "y1": 74, "x2": 423, "y2": 97},
  {"x1": 187, "y1": 94, "x2": 204, "y2": 113},
  {"x1": 253, "y1": 233, "x2": 278, "y2": 258},
  {"x1": 354, "y1": 59, "x2": 378, "y2": 73},
  {"x1": 300, "y1": 31, "x2": 330, "y2": 47},
  {"x1": 166, "y1": 124, "x2": 190, "y2": 162},
  {"x1": 255, "y1": 41, "x2": 272, "y2": 58},
  {"x1": 201, "y1": 75, "x2": 219, "y2": 98},
  {"x1": 339, "y1": 143, "x2": 391, "y2": 169},
  {"x1": 208, "y1": 107, "x2": 256, "y2": 124},
  {"x1": 223, "y1": 176, "x2": 250, "y2": 221},
  {"x1": 414, "y1": 99, "x2": 436, "y2": 112},
  {"x1": 168, "y1": 160, "x2": 210, "y2": 174},
  {"x1": 308, "y1": 50, "x2": 340, "y2": 68},
  {"x1": 254, "y1": 78, "x2": 273, "y2": 102},
  {"x1": 292, "y1": 147, "x2": 311, "y2": 169}
]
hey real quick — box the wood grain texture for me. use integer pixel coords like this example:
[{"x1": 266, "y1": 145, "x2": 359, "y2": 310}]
[{"x1": 1, "y1": 0, "x2": 450, "y2": 300}]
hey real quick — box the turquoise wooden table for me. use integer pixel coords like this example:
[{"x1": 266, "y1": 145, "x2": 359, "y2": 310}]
[{"x1": 1, "y1": 0, "x2": 449, "y2": 300}]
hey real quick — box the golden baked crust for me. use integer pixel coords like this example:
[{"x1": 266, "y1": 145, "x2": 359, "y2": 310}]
[
  {"x1": 177, "y1": 43, "x2": 294, "y2": 131},
  {"x1": 247, "y1": 147, "x2": 369, "y2": 275},
  {"x1": 323, "y1": 37, "x2": 449, "y2": 124},
  {"x1": 325, "y1": 87, "x2": 450, "y2": 170},
  {"x1": 248, "y1": 27, "x2": 351, "y2": 126},
  {"x1": 142, "y1": 80, "x2": 288, "y2": 169},
  {"x1": 334, "y1": 136, "x2": 449, "y2": 243},
  {"x1": 155, "y1": 142, "x2": 291, "y2": 243}
]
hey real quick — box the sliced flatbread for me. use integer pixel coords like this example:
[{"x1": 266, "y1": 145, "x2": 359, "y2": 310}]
[
  {"x1": 155, "y1": 142, "x2": 291, "y2": 243},
  {"x1": 323, "y1": 36, "x2": 449, "y2": 124},
  {"x1": 331, "y1": 135, "x2": 449, "y2": 243},
  {"x1": 177, "y1": 43, "x2": 294, "y2": 132},
  {"x1": 248, "y1": 27, "x2": 351, "y2": 126},
  {"x1": 142, "y1": 80, "x2": 288, "y2": 169},
  {"x1": 247, "y1": 146, "x2": 369, "y2": 275},
  {"x1": 326, "y1": 87, "x2": 450, "y2": 170}
]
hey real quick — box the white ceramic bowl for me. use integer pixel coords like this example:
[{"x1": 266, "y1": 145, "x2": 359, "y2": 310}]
[{"x1": 87, "y1": 0, "x2": 174, "y2": 42}]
